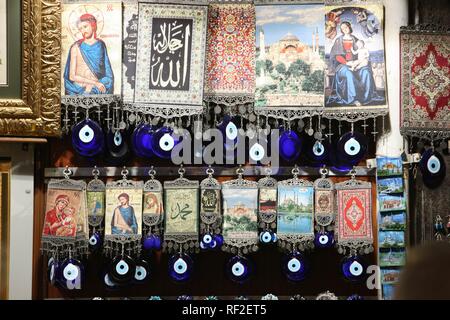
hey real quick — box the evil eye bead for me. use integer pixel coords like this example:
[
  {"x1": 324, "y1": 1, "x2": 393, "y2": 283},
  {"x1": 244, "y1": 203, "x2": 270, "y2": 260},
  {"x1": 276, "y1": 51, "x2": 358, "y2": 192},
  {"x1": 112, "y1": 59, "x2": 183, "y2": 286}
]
[
  {"x1": 89, "y1": 232, "x2": 102, "y2": 250},
  {"x1": 283, "y1": 252, "x2": 309, "y2": 282},
  {"x1": 71, "y1": 119, "x2": 104, "y2": 157},
  {"x1": 279, "y1": 130, "x2": 302, "y2": 162},
  {"x1": 200, "y1": 241, "x2": 208, "y2": 250},
  {"x1": 63, "y1": 262, "x2": 79, "y2": 281},
  {"x1": 419, "y1": 149, "x2": 446, "y2": 189},
  {"x1": 314, "y1": 231, "x2": 334, "y2": 248},
  {"x1": 226, "y1": 256, "x2": 251, "y2": 283},
  {"x1": 249, "y1": 143, "x2": 265, "y2": 162},
  {"x1": 134, "y1": 260, "x2": 150, "y2": 283},
  {"x1": 115, "y1": 260, "x2": 129, "y2": 275},
  {"x1": 132, "y1": 124, "x2": 155, "y2": 159},
  {"x1": 272, "y1": 232, "x2": 278, "y2": 243},
  {"x1": 159, "y1": 133, "x2": 175, "y2": 151},
  {"x1": 260, "y1": 231, "x2": 273, "y2": 244},
  {"x1": 202, "y1": 234, "x2": 213, "y2": 245},
  {"x1": 104, "y1": 273, "x2": 119, "y2": 289},
  {"x1": 209, "y1": 240, "x2": 217, "y2": 249},
  {"x1": 427, "y1": 155, "x2": 441, "y2": 174},
  {"x1": 226, "y1": 122, "x2": 238, "y2": 140},
  {"x1": 109, "y1": 255, "x2": 136, "y2": 284},
  {"x1": 143, "y1": 235, "x2": 155, "y2": 251},
  {"x1": 169, "y1": 253, "x2": 193, "y2": 282},
  {"x1": 341, "y1": 256, "x2": 366, "y2": 282},
  {"x1": 313, "y1": 141, "x2": 325, "y2": 156},
  {"x1": 152, "y1": 127, "x2": 181, "y2": 159},
  {"x1": 79, "y1": 125, "x2": 94, "y2": 143},
  {"x1": 344, "y1": 138, "x2": 361, "y2": 156},
  {"x1": 336, "y1": 132, "x2": 368, "y2": 166},
  {"x1": 48, "y1": 259, "x2": 59, "y2": 286},
  {"x1": 287, "y1": 258, "x2": 301, "y2": 273},
  {"x1": 153, "y1": 236, "x2": 162, "y2": 250},
  {"x1": 213, "y1": 234, "x2": 224, "y2": 248},
  {"x1": 113, "y1": 131, "x2": 122, "y2": 146}
]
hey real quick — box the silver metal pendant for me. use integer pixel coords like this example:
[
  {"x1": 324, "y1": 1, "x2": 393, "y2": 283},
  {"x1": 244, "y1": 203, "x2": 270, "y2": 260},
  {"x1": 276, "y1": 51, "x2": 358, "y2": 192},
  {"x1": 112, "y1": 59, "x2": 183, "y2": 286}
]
[
  {"x1": 200, "y1": 167, "x2": 223, "y2": 241},
  {"x1": 314, "y1": 167, "x2": 335, "y2": 232},
  {"x1": 41, "y1": 167, "x2": 88, "y2": 260},
  {"x1": 163, "y1": 166, "x2": 200, "y2": 254},
  {"x1": 335, "y1": 169, "x2": 374, "y2": 256},
  {"x1": 277, "y1": 166, "x2": 315, "y2": 252},
  {"x1": 143, "y1": 167, "x2": 164, "y2": 237},
  {"x1": 258, "y1": 167, "x2": 278, "y2": 242},
  {"x1": 104, "y1": 168, "x2": 143, "y2": 258},
  {"x1": 221, "y1": 166, "x2": 259, "y2": 255}
]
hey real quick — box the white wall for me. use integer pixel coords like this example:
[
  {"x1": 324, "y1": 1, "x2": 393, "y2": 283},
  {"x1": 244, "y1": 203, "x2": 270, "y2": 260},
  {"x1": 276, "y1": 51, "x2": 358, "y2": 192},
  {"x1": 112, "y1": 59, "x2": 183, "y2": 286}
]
[
  {"x1": 0, "y1": 143, "x2": 34, "y2": 300},
  {"x1": 376, "y1": 0, "x2": 409, "y2": 157}
]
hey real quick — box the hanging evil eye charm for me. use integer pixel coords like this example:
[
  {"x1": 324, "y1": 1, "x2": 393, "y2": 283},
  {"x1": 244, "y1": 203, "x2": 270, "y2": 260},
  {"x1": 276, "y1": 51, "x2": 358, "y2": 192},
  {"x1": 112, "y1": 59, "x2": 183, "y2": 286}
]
[
  {"x1": 133, "y1": 259, "x2": 150, "y2": 283},
  {"x1": 279, "y1": 129, "x2": 302, "y2": 162},
  {"x1": 314, "y1": 231, "x2": 334, "y2": 249},
  {"x1": 169, "y1": 253, "x2": 193, "y2": 282},
  {"x1": 89, "y1": 231, "x2": 102, "y2": 250},
  {"x1": 152, "y1": 127, "x2": 181, "y2": 160},
  {"x1": 341, "y1": 256, "x2": 366, "y2": 282},
  {"x1": 47, "y1": 258, "x2": 60, "y2": 286},
  {"x1": 200, "y1": 233, "x2": 215, "y2": 250},
  {"x1": 336, "y1": 131, "x2": 368, "y2": 166},
  {"x1": 106, "y1": 129, "x2": 129, "y2": 163},
  {"x1": 304, "y1": 138, "x2": 330, "y2": 167},
  {"x1": 213, "y1": 234, "x2": 224, "y2": 248},
  {"x1": 226, "y1": 255, "x2": 252, "y2": 283},
  {"x1": 249, "y1": 142, "x2": 265, "y2": 162},
  {"x1": 142, "y1": 234, "x2": 155, "y2": 251},
  {"x1": 71, "y1": 119, "x2": 105, "y2": 158},
  {"x1": 60, "y1": 258, "x2": 84, "y2": 290},
  {"x1": 103, "y1": 273, "x2": 120, "y2": 290},
  {"x1": 283, "y1": 252, "x2": 309, "y2": 282},
  {"x1": 177, "y1": 295, "x2": 193, "y2": 300},
  {"x1": 132, "y1": 124, "x2": 156, "y2": 159},
  {"x1": 259, "y1": 230, "x2": 274, "y2": 244},
  {"x1": 419, "y1": 149, "x2": 446, "y2": 189},
  {"x1": 109, "y1": 255, "x2": 136, "y2": 285}
]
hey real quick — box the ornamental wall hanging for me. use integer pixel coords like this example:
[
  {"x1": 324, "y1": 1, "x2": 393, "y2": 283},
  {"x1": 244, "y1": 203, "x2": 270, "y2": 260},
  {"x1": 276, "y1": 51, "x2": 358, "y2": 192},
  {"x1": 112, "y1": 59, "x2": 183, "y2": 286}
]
[
  {"x1": 257, "y1": 167, "x2": 278, "y2": 245},
  {"x1": 222, "y1": 167, "x2": 259, "y2": 283},
  {"x1": 142, "y1": 168, "x2": 164, "y2": 252},
  {"x1": 134, "y1": 1, "x2": 208, "y2": 118},
  {"x1": 163, "y1": 167, "x2": 200, "y2": 282},
  {"x1": 400, "y1": 25, "x2": 450, "y2": 142},
  {"x1": 254, "y1": 0, "x2": 325, "y2": 120},
  {"x1": 41, "y1": 168, "x2": 89, "y2": 290},
  {"x1": 277, "y1": 167, "x2": 314, "y2": 282},
  {"x1": 86, "y1": 167, "x2": 106, "y2": 251},
  {"x1": 335, "y1": 170, "x2": 373, "y2": 282},
  {"x1": 61, "y1": 0, "x2": 122, "y2": 122},
  {"x1": 324, "y1": 0, "x2": 388, "y2": 122},
  {"x1": 204, "y1": 2, "x2": 256, "y2": 109},
  {"x1": 313, "y1": 167, "x2": 336, "y2": 249},
  {"x1": 199, "y1": 167, "x2": 224, "y2": 251}
]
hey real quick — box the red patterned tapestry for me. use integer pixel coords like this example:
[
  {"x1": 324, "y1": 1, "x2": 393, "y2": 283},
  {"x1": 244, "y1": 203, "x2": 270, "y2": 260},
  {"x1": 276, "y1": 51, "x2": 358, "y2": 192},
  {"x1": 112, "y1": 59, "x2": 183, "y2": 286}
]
[
  {"x1": 400, "y1": 31, "x2": 450, "y2": 139},
  {"x1": 337, "y1": 188, "x2": 373, "y2": 242},
  {"x1": 204, "y1": 3, "x2": 255, "y2": 102}
]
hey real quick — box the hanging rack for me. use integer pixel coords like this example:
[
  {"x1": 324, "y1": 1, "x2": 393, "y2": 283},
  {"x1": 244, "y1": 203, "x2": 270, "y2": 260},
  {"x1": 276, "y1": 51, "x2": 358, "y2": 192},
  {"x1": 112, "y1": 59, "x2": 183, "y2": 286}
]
[{"x1": 44, "y1": 166, "x2": 376, "y2": 178}]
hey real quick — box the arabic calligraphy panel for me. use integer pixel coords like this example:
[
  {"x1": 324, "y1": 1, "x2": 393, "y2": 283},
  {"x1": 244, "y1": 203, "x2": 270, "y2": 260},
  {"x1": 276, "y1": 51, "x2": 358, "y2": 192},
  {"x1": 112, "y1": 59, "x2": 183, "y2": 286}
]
[
  {"x1": 135, "y1": 3, "x2": 208, "y2": 109},
  {"x1": 165, "y1": 188, "x2": 199, "y2": 235}
]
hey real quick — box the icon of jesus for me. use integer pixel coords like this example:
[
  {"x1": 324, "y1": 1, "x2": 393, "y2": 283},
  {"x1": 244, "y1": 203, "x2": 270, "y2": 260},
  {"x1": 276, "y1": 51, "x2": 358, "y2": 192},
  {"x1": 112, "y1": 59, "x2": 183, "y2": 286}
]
[
  {"x1": 111, "y1": 193, "x2": 138, "y2": 235},
  {"x1": 63, "y1": 13, "x2": 114, "y2": 95}
]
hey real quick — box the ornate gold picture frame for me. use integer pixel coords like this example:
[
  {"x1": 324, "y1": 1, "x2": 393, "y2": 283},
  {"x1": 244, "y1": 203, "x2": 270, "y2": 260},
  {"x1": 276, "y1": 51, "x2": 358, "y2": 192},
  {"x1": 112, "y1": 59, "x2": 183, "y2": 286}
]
[{"x1": 0, "y1": 0, "x2": 61, "y2": 137}]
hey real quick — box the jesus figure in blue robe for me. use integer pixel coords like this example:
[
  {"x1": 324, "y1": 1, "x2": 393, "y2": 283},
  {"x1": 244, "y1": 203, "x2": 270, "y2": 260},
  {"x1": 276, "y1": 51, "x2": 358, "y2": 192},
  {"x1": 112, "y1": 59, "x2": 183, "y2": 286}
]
[{"x1": 64, "y1": 13, "x2": 114, "y2": 95}]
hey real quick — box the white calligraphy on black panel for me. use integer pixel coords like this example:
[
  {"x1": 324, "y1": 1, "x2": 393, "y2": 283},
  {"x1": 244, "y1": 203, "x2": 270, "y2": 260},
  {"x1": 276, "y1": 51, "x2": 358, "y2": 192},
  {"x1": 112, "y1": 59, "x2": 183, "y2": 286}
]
[{"x1": 150, "y1": 18, "x2": 193, "y2": 91}]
